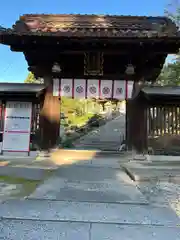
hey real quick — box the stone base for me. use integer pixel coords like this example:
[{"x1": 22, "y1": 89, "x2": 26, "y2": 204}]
[
  {"x1": 133, "y1": 154, "x2": 147, "y2": 161},
  {"x1": 121, "y1": 159, "x2": 180, "y2": 182}
]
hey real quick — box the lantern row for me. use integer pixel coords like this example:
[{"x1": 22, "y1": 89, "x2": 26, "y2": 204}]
[{"x1": 53, "y1": 79, "x2": 134, "y2": 100}]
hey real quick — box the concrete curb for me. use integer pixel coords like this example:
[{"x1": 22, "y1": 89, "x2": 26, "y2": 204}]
[{"x1": 121, "y1": 161, "x2": 180, "y2": 182}]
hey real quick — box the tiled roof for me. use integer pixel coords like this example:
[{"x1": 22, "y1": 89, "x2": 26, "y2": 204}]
[
  {"x1": 0, "y1": 82, "x2": 45, "y2": 93},
  {"x1": 142, "y1": 86, "x2": 180, "y2": 96},
  {"x1": 1, "y1": 14, "x2": 180, "y2": 38}
]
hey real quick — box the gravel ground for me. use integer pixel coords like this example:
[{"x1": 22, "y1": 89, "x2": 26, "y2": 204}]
[
  {"x1": 0, "y1": 177, "x2": 40, "y2": 201},
  {"x1": 0, "y1": 181, "x2": 22, "y2": 200},
  {"x1": 137, "y1": 180, "x2": 180, "y2": 216}
]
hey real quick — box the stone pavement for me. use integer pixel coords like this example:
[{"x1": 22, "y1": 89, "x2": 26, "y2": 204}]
[
  {"x1": 121, "y1": 157, "x2": 180, "y2": 182},
  {"x1": 0, "y1": 155, "x2": 180, "y2": 239},
  {"x1": 121, "y1": 157, "x2": 180, "y2": 218},
  {"x1": 74, "y1": 114, "x2": 125, "y2": 150}
]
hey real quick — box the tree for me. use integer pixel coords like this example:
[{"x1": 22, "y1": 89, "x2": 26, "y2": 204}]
[
  {"x1": 157, "y1": 61, "x2": 180, "y2": 86},
  {"x1": 156, "y1": 1, "x2": 180, "y2": 86},
  {"x1": 24, "y1": 72, "x2": 43, "y2": 84},
  {"x1": 165, "y1": 0, "x2": 180, "y2": 27}
]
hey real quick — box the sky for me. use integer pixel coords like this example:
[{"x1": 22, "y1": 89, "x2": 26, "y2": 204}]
[{"x1": 0, "y1": 0, "x2": 175, "y2": 83}]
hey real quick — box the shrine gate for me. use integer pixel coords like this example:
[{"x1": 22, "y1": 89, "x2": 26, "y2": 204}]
[{"x1": 0, "y1": 14, "x2": 180, "y2": 152}]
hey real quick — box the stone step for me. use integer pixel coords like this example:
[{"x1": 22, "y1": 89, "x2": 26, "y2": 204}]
[
  {"x1": 121, "y1": 162, "x2": 180, "y2": 182},
  {"x1": 76, "y1": 142, "x2": 121, "y2": 146},
  {"x1": 1, "y1": 199, "x2": 179, "y2": 226},
  {"x1": 75, "y1": 146, "x2": 119, "y2": 151}
]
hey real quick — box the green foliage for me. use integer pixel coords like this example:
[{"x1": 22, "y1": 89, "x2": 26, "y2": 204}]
[
  {"x1": 24, "y1": 72, "x2": 36, "y2": 83},
  {"x1": 24, "y1": 72, "x2": 100, "y2": 127},
  {"x1": 165, "y1": 1, "x2": 180, "y2": 27},
  {"x1": 61, "y1": 97, "x2": 99, "y2": 127},
  {"x1": 67, "y1": 113, "x2": 94, "y2": 127},
  {"x1": 157, "y1": 2, "x2": 180, "y2": 86},
  {"x1": 157, "y1": 60, "x2": 180, "y2": 86},
  {"x1": 24, "y1": 72, "x2": 43, "y2": 84}
]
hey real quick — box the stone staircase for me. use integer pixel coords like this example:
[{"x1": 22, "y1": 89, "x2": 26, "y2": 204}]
[
  {"x1": 74, "y1": 115, "x2": 125, "y2": 151},
  {"x1": 75, "y1": 139, "x2": 122, "y2": 151}
]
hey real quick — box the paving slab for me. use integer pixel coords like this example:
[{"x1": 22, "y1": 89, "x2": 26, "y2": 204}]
[
  {"x1": 28, "y1": 163, "x2": 147, "y2": 204},
  {"x1": 0, "y1": 199, "x2": 179, "y2": 226},
  {"x1": 72, "y1": 155, "x2": 128, "y2": 168},
  {"x1": 56, "y1": 165, "x2": 126, "y2": 182},
  {"x1": 121, "y1": 162, "x2": 180, "y2": 182},
  {"x1": 0, "y1": 166, "x2": 54, "y2": 181},
  {"x1": 29, "y1": 176, "x2": 147, "y2": 204},
  {"x1": 90, "y1": 157, "x2": 121, "y2": 168},
  {"x1": 145, "y1": 155, "x2": 180, "y2": 161},
  {"x1": 91, "y1": 223, "x2": 180, "y2": 240},
  {"x1": 0, "y1": 219, "x2": 90, "y2": 240},
  {"x1": 73, "y1": 157, "x2": 122, "y2": 168}
]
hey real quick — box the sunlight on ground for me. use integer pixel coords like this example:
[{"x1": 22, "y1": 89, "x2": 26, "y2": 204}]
[
  {"x1": 0, "y1": 161, "x2": 9, "y2": 166},
  {"x1": 50, "y1": 149, "x2": 97, "y2": 166}
]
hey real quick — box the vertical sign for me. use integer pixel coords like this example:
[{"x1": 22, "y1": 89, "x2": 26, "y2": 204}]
[
  {"x1": 87, "y1": 79, "x2": 99, "y2": 98},
  {"x1": 113, "y1": 80, "x2": 126, "y2": 100},
  {"x1": 61, "y1": 79, "x2": 73, "y2": 97},
  {"x1": 53, "y1": 78, "x2": 60, "y2": 96},
  {"x1": 2, "y1": 101, "x2": 32, "y2": 152},
  {"x1": 74, "y1": 79, "x2": 86, "y2": 99},
  {"x1": 100, "y1": 80, "x2": 113, "y2": 99},
  {"x1": 127, "y1": 81, "x2": 134, "y2": 99}
]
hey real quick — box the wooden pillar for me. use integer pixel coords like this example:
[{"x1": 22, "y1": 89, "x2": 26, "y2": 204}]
[
  {"x1": 126, "y1": 82, "x2": 147, "y2": 153},
  {"x1": 39, "y1": 75, "x2": 60, "y2": 151}
]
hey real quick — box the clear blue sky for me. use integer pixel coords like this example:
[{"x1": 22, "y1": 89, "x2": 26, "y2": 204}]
[{"x1": 0, "y1": 0, "x2": 173, "y2": 83}]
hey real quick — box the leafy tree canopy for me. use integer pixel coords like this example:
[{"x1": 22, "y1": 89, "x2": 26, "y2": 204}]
[
  {"x1": 24, "y1": 72, "x2": 43, "y2": 84},
  {"x1": 157, "y1": 1, "x2": 180, "y2": 86}
]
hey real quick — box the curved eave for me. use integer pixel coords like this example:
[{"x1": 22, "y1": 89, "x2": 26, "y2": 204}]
[
  {"x1": 0, "y1": 82, "x2": 45, "y2": 93},
  {"x1": 1, "y1": 28, "x2": 180, "y2": 46}
]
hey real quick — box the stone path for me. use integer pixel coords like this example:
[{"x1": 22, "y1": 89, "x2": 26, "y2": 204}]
[
  {"x1": 0, "y1": 156, "x2": 180, "y2": 239},
  {"x1": 74, "y1": 115, "x2": 125, "y2": 150},
  {"x1": 122, "y1": 159, "x2": 180, "y2": 216}
]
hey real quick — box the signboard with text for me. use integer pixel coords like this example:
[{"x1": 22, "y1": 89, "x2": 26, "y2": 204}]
[{"x1": 2, "y1": 101, "x2": 32, "y2": 152}]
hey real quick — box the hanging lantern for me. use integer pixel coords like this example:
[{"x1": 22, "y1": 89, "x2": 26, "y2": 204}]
[
  {"x1": 125, "y1": 64, "x2": 135, "y2": 75},
  {"x1": 52, "y1": 62, "x2": 61, "y2": 73}
]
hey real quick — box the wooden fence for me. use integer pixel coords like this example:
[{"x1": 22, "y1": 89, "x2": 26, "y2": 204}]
[{"x1": 147, "y1": 105, "x2": 180, "y2": 154}]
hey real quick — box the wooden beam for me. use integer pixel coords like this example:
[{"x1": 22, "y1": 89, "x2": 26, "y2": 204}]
[{"x1": 10, "y1": 40, "x2": 180, "y2": 54}]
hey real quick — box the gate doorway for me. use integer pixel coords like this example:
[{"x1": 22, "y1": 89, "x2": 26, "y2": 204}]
[
  {"x1": 60, "y1": 99, "x2": 126, "y2": 151},
  {"x1": 56, "y1": 79, "x2": 132, "y2": 152}
]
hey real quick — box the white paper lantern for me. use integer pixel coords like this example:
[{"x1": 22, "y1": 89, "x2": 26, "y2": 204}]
[{"x1": 125, "y1": 64, "x2": 135, "y2": 75}]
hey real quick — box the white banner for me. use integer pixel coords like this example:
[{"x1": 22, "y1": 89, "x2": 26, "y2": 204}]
[
  {"x1": 74, "y1": 79, "x2": 86, "y2": 99},
  {"x1": 2, "y1": 132, "x2": 30, "y2": 152},
  {"x1": 53, "y1": 78, "x2": 60, "y2": 96},
  {"x1": 58, "y1": 78, "x2": 132, "y2": 100},
  {"x1": 87, "y1": 79, "x2": 99, "y2": 98},
  {"x1": 127, "y1": 81, "x2": 134, "y2": 99},
  {"x1": 61, "y1": 79, "x2": 73, "y2": 97},
  {"x1": 100, "y1": 80, "x2": 113, "y2": 99},
  {"x1": 2, "y1": 101, "x2": 32, "y2": 152},
  {"x1": 113, "y1": 80, "x2": 126, "y2": 100}
]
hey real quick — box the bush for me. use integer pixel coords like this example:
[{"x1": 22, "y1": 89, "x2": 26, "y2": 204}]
[
  {"x1": 87, "y1": 114, "x2": 105, "y2": 127},
  {"x1": 61, "y1": 139, "x2": 75, "y2": 148}
]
